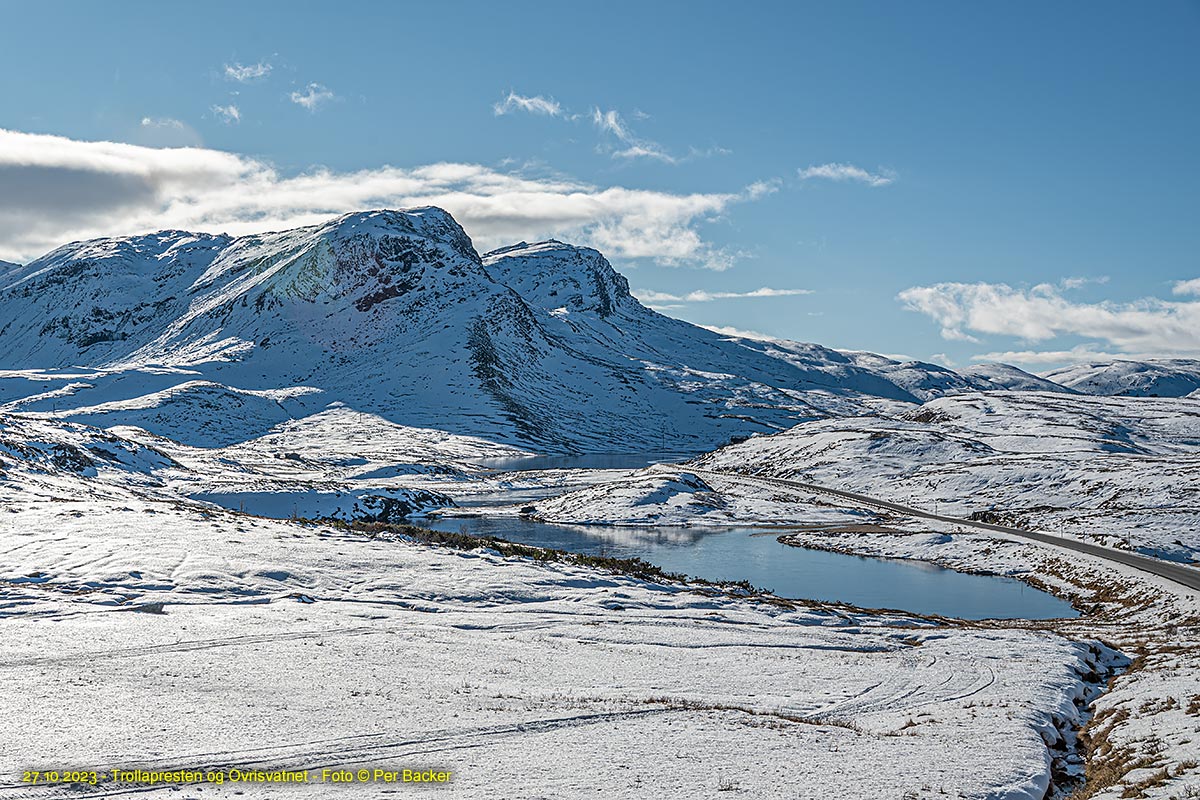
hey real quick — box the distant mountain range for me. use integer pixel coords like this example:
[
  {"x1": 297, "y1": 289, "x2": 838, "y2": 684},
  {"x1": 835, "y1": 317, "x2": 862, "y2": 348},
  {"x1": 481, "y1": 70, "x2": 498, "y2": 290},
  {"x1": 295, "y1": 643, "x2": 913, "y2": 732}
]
[
  {"x1": 1044, "y1": 359, "x2": 1200, "y2": 398},
  {"x1": 0, "y1": 207, "x2": 1194, "y2": 451}
]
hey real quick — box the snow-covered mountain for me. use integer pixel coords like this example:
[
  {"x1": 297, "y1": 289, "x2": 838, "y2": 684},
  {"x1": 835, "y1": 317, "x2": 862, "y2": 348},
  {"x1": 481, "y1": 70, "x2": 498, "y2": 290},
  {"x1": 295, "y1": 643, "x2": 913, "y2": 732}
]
[
  {"x1": 0, "y1": 208, "x2": 1068, "y2": 451},
  {"x1": 958, "y1": 363, "x2": 1079, "y2": 394},
  {"x1": 1043, "y1": 359, "x2": 1200, "y2": 398}
]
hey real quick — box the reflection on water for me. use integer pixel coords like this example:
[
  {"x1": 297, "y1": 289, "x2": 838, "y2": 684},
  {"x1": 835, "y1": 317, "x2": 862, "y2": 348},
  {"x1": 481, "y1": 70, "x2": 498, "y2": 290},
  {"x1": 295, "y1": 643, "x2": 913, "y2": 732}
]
[{"x1": 426, "y1": 516, "x2": 1078, "y2": 621}]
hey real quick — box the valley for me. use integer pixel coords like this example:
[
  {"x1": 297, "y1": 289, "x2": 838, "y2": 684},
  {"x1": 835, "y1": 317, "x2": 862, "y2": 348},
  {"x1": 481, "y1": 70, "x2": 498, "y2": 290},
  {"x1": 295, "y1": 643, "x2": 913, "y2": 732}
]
[{"x1": 1, "y1": 208, "x2": 1199, "y2": 799}]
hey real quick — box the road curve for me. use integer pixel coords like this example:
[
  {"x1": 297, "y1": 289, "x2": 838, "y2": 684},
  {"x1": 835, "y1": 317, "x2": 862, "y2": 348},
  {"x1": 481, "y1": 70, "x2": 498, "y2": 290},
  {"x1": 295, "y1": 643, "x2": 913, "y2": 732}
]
[{"x1": 685, "y1": 467, "x2": 1200, "y2": 593}]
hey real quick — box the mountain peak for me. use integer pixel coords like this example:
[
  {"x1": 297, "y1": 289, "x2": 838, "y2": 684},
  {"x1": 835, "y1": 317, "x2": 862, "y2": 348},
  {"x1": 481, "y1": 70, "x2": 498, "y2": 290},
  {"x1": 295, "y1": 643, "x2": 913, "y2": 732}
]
[
  {"x1": 483, "y1": 239, "x2": 579, "y2": 259},
  {"x1": 0, "y1": 208, "x2": 1108, "y2": 453},
  {"x1": 482, "y1": 239, "x2": 634, "y2": 318},
  {"x1": 317, "y1": 207, "x2": 479, "y2": 263}
]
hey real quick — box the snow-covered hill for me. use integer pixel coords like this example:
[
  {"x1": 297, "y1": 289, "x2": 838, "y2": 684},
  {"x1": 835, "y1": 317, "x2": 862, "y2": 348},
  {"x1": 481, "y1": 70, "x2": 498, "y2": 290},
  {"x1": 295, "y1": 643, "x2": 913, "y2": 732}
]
[
  {"x1": 835, "y1": 353, "x2": 1069, "y2": 399},
  {"x1": 0, "y1": 420, "x2": 1113, "y2": 800},
  {"x1": 0, "y1": 208, "x2": 1068, "y2": 452},
  {"x1": 693, "y1": 391, "x2": 1200, "y2": 562},
  {"x1": 959, "y1": 362, "x2": 1079, "y2": 393},
  {"x1": 5, "y1": 212, "x2": 1199, "y2": 800},
  {"x1": 1043, "y1": 359, "x2": 1200, "y2": 397},
  {"x1": 0, "y1": 412, "x2": 174, "y2": 491}
]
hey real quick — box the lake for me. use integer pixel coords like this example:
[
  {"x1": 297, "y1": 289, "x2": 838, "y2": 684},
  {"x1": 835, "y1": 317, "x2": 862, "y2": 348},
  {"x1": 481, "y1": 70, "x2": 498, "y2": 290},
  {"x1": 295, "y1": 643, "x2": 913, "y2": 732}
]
[{"x1": 425, "y1": 515, "x2": 1079, "y2": 620}]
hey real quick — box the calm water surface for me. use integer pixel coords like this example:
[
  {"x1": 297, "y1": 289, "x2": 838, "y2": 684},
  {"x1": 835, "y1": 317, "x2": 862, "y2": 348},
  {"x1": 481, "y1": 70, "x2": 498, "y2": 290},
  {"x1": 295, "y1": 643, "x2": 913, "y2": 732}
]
[{"x1": 426, "y1": 515, "x2": 1078, "y2": 620}]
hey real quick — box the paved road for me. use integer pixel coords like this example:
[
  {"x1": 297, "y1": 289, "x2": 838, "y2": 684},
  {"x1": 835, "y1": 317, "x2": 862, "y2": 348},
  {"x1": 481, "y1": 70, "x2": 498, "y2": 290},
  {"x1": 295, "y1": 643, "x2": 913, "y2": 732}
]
[{"x1": 686, "y1": 467, "x2": 1200, "y2": 593}]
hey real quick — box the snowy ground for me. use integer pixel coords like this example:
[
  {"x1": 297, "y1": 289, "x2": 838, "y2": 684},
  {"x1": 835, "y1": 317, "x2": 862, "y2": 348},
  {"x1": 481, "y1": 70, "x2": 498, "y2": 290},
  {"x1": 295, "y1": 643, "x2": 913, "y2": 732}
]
[
  {"x1": 774, "y1": 517, "x2": 1200, "y2": 800},
  {"x1": 408, "y1": 393, "x2": 1200, "y2": 799},
  {"x1": 435, "y1": 461, "x2": 1200, "y2": 799},
  {"x1": 0, "y1": 505, "x2": 1105, "y2": 800},
  {"x1": 437, "y1": 468, "x2": 883, "y2": 528},
  {"x1": 692, "y1": 391, "x2": 1200, "y2": 564},
  {"x1": 4, "y1": 388, "x2": 1200, "y2": 798},
  {"x1": 0, "y1": 415, "x2": 1124, "y2": 800}
]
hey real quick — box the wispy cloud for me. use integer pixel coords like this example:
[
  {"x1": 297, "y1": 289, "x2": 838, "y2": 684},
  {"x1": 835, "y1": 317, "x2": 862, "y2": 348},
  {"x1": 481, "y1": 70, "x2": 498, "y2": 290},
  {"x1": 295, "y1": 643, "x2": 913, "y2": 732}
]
[
  {"x1": 224, "y1": 61, "x2": 272, "y2": 82},
  {"x1": 798, "y1": 162, "x2": 895, "y2": 187},
  {"x1": 970, "y1": 346, "x2": 1134, "y2": 365},
  {"x1": 211, "y1": 104, "x2": 241, "y2": 124},
  {"x1": 140, "y1": 117, "x2": 185, "y2": 130},
  {"x1": 591, "y1": 108, "x2": 634, "y2": 141},
  {"x1": 899, "y1": 280, "x2": 1200, "y2": 357},
  {"x1": 687, "y1": 145, "x2": 733, "y2": 159},
  {"x1": 290, "y1": 83, "x2": 335, "y2": 111},
  {"x1": 489, "y1": 92, "x2": 727, "y2": 164},
  {"x1": 929, "y1": 353, "x2": 957, "y2": 367},
  {"x1": 1173, "y1": 277, "x2": 1200, "y2": 296},
  {"x1": 591, "y1": 107, "x2": 675, "y2": 163},
  {"x1": 493, "y1": 92, "x2": 563, "y2": 117},
  {"x1": 0, "y1": 128, "x2": 769, "y2": 269},
  {"x1": 1060, "y1": 275, "x2": 1110, "y2": 290},
  {"x1": 612, "y1": 144, "x2": 677, "y2": 163},
  {"x1": 697, "y1": 324, "x2": 780, "y2": 342},
  {"x1": 634, "y1": 287, "x2": 810, "y2": 304}
]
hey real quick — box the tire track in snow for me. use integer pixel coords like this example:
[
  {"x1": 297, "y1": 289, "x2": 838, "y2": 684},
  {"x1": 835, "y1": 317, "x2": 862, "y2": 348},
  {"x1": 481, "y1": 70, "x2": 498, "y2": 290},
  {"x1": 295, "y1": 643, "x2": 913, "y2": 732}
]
[
  {"x1": 0, "y1": 709, "x2": 678, "y2": 799},
  {"x1": 795, "y1": 653, "x2": 996, "y2": 719},
  {"x1": 0, "y1": 626, "x2": 381, "y2": 669}
]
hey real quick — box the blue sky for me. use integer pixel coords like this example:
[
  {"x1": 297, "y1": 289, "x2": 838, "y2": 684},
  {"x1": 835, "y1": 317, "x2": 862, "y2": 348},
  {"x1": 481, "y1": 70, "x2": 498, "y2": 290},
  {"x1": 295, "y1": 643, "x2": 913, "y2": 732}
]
[{"x1": 2, "y1": 0, "x2": 1198, "y2": 369}]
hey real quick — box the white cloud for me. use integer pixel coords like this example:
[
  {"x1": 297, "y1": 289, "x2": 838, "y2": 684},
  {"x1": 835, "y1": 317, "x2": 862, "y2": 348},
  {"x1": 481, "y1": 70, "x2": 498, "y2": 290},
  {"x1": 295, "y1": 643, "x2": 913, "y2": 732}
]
[
  {"x1": 612, "y1": 144, "x2": 676, "y2": 163},
  {"x1": 898, "y1": 281, "x2": 1200, "y2": 356},
  {"x1": 591, "y1": 108, "x2": 632, "y2": 140},
  {"x1": 591, "y1": 108, "x2": 676, "y2": 164},
  {"x1": 211, "y1": 104, "x2": 241, "y2": 124},
  {"x1": 290, "y1": 83, "x2": 335, "y2": 111},
  {"x1": 743, "y1": 179, "x2": 781, "y2": 200},
  {"x1": 696, "y1": 324, "x2": 780, "y2": 342},
  {"x1": 969, "y1": 346, "x2": 1131, "y2": 365},
  {"x1": 634, "y1": 290, "x2": 687, "y2": 305},
  {"x1": 493, "y1": 92, "x2": 562, "y2": 117},
  {"x1": 489, "y1": 95, "x2": 725, "y2": 164},
  {"x1": 0, "y1": 128, "x2": 766, "y2": 268},
  {"x1": 798, "y1": 162, "x2": 895, "y2": 187},
  {"x1": 224, "y1": 61, "x2": 272, "y2": 82},
  {"x1": 633, "y1": 287, "x2": 810, "y2": 304},
  {"x1": 1060, "y1": 275, "x2": 1109, "y2": 290},
  {"x1": 929, "y1": 353, "x2": 957, "y2": 367},
  {"x1": 687, "y1": 145, "x2": 733, "y2": 159},
  {"x1": 1172, "y1": 277, "x2": 1200, "y2": 296},
  {"x1": 140, "y1": 117, "x2": 185, "y2": 130}
]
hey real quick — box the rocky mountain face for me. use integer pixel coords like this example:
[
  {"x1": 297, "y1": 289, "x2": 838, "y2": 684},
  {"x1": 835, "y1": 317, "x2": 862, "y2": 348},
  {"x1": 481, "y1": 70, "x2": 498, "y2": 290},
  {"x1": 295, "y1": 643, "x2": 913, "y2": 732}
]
[{"x1": 0, "y1": 207, "x2": 1076, "y2": 451}]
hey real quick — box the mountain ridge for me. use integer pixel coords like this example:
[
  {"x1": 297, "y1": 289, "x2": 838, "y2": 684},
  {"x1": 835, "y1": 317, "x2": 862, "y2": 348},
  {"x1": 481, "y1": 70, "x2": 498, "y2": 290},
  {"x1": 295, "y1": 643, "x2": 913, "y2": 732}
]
[
  {"x1": 0, "y1": 206, "x2": 1124, "y2": 452},
  {"x1": 1043, "y1": 358, "x2": 1200, "y2": 398}
]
